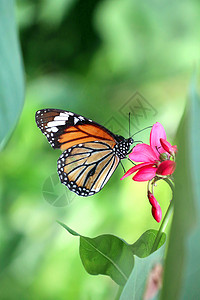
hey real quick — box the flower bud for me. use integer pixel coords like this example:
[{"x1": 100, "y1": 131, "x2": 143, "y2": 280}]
[
  {"x1": 160, "y1": 138, "x2": 177, "y2": 156},
  {"x1": 156, "y1": 160, "x2": 176, "y2": 176},
  {"x1": 148, "y1": 191, "x2": 158, "y2": 207},
  {"x1": 148, "y1": 191, "x2": 162, "y2": 223},
  {"x1": 152, "y1": 205, "x2": 162, "y2": 223},
  {"x1": 159, "y1": 152, "x2": 169, "y2": 161}
]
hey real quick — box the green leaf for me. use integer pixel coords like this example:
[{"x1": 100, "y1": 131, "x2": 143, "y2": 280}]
[
  {"x1": 0, "y1": 0, "x2": 24, "y2": 149},
  {"x1": 80, "y1": 234, "x2": 134, "y2": 286},
  {"x1": 58, "y1": 222, "x2": 134, "y2": 286},
  {"x1": 161, "y1": 77, "x2": 200, "y2": 299},
  {"x1": 57, "y1": 221, "x2": 79, "y2": 236},
  {"x1": 130, "y1": 229, "x2": 166, "y2": 258},
  {"x1": 120, "y1": 243, "x2": 166, "y2": 300}
]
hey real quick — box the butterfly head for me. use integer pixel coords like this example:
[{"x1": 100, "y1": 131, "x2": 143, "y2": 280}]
[{"x1": 127, "y1": 137, "x2": 134, "y2": 145}]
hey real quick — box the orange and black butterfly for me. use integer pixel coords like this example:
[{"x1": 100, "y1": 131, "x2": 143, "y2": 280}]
[{"x1": 35, "y1": 109, "x2": 133, "y2": 197}]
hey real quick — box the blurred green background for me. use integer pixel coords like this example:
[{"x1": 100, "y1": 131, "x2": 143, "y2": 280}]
[{"x1": 0, "y1": 0, "x2": 199, "y2": 299}]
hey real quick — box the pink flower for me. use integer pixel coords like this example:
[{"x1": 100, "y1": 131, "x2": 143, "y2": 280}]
[
  {"x1": 120, "y1": 122, "x2": 177, "y2": 222},
  {"x1": 148, "y1": 192, "x2": 162, "y2": 223},
  {"x1": 120, "y1": 122, "x2": 177, "y2": 181}
]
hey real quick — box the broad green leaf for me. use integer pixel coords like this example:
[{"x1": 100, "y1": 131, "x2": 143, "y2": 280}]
[
  {"x1": 80, "y1": 234, "x2": 134, "y2": 286},
  {"x1": 130, "y1": 229, "x2": 166, "y2": 258},
  {"x1": 58, "y1": 222, "x2": 134, "y2": 286},
  {"x1": 0, "y1": 0, "x2": 24, "y2": 149},
  {"x1": 120, "y1": 243, "x2": 165, "y2": 300},
  {"x1": 161, "y1": 78, "x2": 200, "y2": 299}
]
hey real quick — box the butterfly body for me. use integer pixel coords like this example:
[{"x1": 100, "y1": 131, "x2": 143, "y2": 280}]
[
  {"x1": 112, "y1": 136, "x2": 133, "y2": 159},
  {"x1": 35, "y1": 109, "x2": 133, "y2": 197}
]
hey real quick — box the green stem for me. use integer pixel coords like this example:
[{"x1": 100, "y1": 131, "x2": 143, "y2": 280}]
[
  {"x1": 150, "y1": 177, "x2": 175, "y2": 254},
  {"x1": 163, "y1": 177, "x2": 175, "y2": 193},
  {"x1": 151, "y1": 200, "x2": 174, "y2": 253}
]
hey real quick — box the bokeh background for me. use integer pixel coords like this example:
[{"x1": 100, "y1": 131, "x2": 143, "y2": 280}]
[{"x1": 0, "y1": 0, "x2": 200, "y2": 299}]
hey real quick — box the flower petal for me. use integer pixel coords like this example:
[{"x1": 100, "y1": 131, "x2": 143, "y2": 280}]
[
  {"x1": 156, "y1": 160, "x2": 176, "y2": 176},
  {"x1": 132, "y1": 165, "x2": 157, "y2": 182},
  {"x1": 172, "y1": 145, "x2": 178, "y2": 153},
  {"x1": 120, "y1": 162, "x2": 154, "y2": 180},
  {"x1": 129, "y1": 143, "x2": 158, "y2": 162},
  {"x1": 160, "y1": 138, "x2": 177, "y2": 156},
  {"x1": 152, "y1": 205, "x2": 162, "y2": 223},
  {"x1": 150, "y1": 122, "x2": 166, "y2": 156}
]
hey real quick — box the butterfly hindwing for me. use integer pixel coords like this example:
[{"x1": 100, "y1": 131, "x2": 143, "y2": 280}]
[{"x1": 57, "y1": 141, "x2": 120, "y2": 196}]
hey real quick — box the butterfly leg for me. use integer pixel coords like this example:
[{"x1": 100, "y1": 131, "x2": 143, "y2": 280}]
[{"x1": 120, "y1": 161, "x2": 126, "y2": 173}]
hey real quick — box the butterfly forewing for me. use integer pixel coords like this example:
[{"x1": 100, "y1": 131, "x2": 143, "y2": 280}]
[{"x1": 35, "y1": 109, "x2": 116, "y2": 150}]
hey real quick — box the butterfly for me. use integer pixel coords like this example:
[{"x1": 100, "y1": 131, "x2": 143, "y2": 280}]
[{"x1": 35, "y1": 109, "x2": 133, "y2": 197}]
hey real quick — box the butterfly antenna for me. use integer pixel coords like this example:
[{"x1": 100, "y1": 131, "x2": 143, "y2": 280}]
[
  {"x1": 129, "y1": 112, "x2": 131, "y2": 137},
  {"x1": 131, "y1": 126, "x2": 152, "y2": 138},
  {"x1": 127, "y1": 158, "x2": 136, "y2": 165}
]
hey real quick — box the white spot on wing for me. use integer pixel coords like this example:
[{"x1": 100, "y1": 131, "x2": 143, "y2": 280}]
[
  {"x1": 74, "y1": 117, "x2": 79, "y2": 124},
  {"x1": 46, "y1": 127, "x2": 58, "y2": 132},
  {"x1": 54, "y1": 114, "x2": 69, "y2": 121},
  {"x1": 47, "y1": 120, "x2": 66, "y2": 127},
  {"x1": 60, "y1": 112, "x2": 69, "y2": 116}
]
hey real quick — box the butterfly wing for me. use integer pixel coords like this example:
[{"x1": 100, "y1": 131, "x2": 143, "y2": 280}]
[
  {"x1": 57, "y1": 141, "x2": 120, "y2": 196},
  {"x1": 35, "y1": 109, "x2": 117, "y2": 150},
  {"x1": 35, "y1": 109, "x2": 120, "y2": 196}
]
